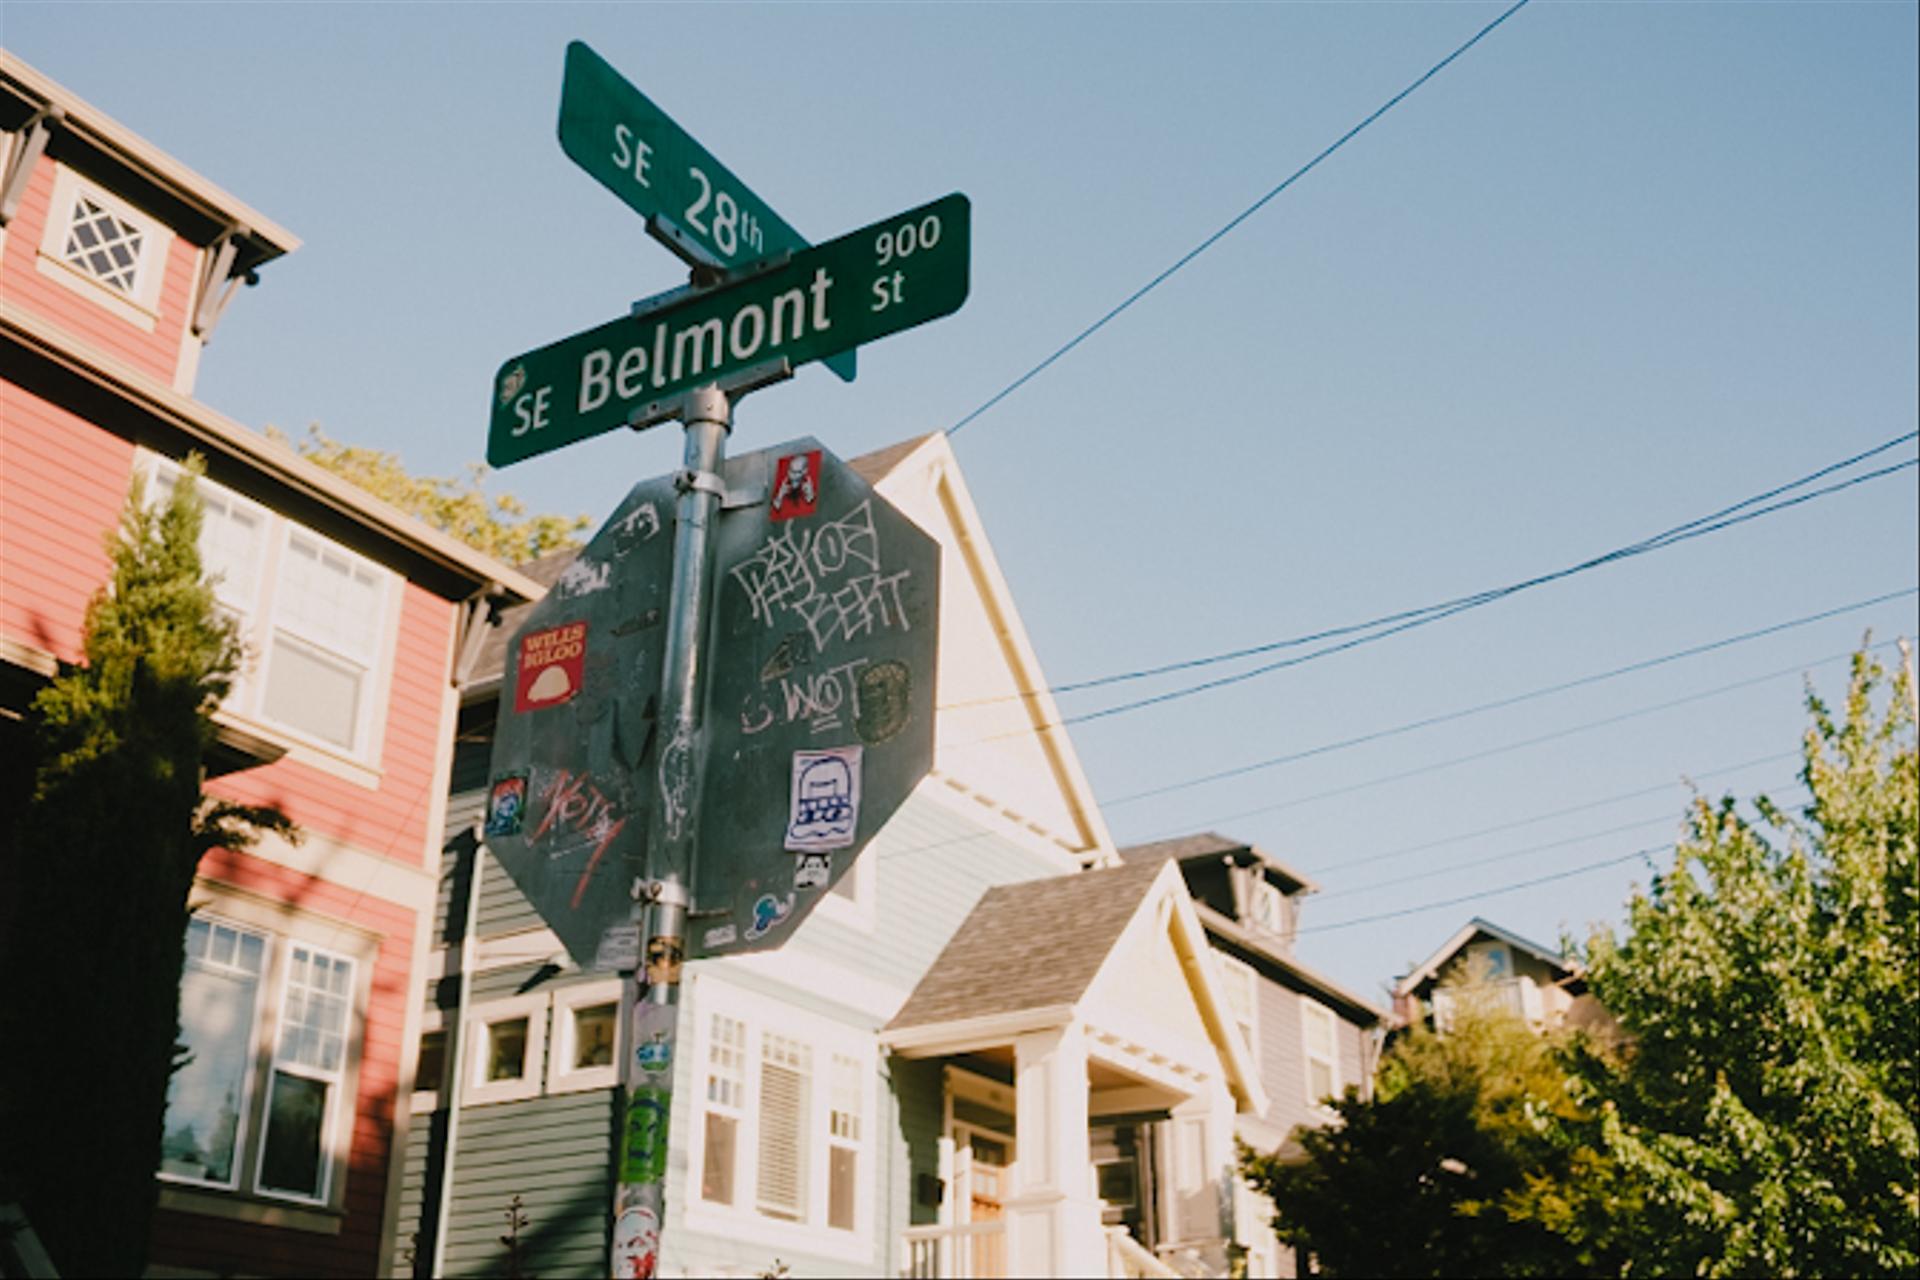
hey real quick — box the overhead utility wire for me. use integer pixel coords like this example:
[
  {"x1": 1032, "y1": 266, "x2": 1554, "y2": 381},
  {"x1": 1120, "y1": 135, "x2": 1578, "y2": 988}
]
[
  {"x1": 1103, "y1": 586, "x2": 1917, "y2": 806},
  {"x1": 944, "y1": 0, "x2": 1535, "y2": 437},
  {"x1": 937, "y1": 432, "x2": 1918, "y2": 720},
  {"x1": 1296, "y1": 845, "x2": 1660, "y2": 936},
  {"x1": 1314, "y1": 780, "x2": 1806, "y2": 902},
  {"x1": 1067, "y1": 459, "x2": 1917, "y2": 728},
  {"x1": 1137, "y1": 641, "x2": 1899, "y2": 839},
  {"x1": 1303, "y1": 748, "x2": 1799, "y2": 875}
]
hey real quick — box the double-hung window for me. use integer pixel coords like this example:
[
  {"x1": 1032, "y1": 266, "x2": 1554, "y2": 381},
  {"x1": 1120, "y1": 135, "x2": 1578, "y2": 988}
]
[
  {"x1": 151, "y1": 458, "x2": 394, "y2": 765},
  {"x1": 1216, "y1": 953, "x2": 1259, "y2": 1067},
  {"x1": 688, "y1": 978, "x2": 873, "y2": 1257},
  {"x1": 161, "y1": 911, "x2": 363, "y2": 1209},
  {"x1": 1301, "y1": 998, "x2": 1340, "y2": 1108}
]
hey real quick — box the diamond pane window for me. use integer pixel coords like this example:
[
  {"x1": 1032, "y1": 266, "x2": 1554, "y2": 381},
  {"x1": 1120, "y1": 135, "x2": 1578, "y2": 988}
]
[{"x1": 64, "y1": 196, "x2": 146, "y2": 295}]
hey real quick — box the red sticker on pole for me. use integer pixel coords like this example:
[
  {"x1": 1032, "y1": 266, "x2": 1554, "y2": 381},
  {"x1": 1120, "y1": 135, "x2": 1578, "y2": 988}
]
[
  {"x1": 769, "y1": 450, "x2": 822, "y2": 521},
  {"x1": 515, "y1": 621, "x2": 588, "y2": 711}
]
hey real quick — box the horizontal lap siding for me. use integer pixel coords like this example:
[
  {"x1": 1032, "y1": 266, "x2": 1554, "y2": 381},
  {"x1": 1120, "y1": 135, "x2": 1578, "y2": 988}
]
[
  {"x1": 440, "y1": 1090, "x2": 614, "y2": 1278},
  {"x1": 210, "y1": 582, "x2": 456, "y2": 867},
  {"x1": 0, "y1": 382, "x2": 133, "y2": 664},
  {"x1": 2, "y1": 155, "x2": 195, "y2": 386},
  {"x1": 153, "y1": 847, "x2": 419, "y2": 1277}
]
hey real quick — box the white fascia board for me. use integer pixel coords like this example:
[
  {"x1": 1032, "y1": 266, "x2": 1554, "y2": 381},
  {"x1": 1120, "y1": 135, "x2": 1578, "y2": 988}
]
[
  {"x1": 878, "y1": 1003, "x2": 1078, "y2": 1057},
  {"x1": 0, "y1": 299, "x2": 544, "y2": 604}
]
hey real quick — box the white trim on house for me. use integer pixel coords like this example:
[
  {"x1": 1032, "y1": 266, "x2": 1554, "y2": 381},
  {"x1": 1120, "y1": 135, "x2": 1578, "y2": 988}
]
[{"x1": 36, "y1": 163, "x2": 171, "y2": 329}]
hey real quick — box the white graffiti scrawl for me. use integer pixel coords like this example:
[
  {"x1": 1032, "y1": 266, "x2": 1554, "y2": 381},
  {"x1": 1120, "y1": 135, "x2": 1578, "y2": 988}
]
[{"x1": 728, "y1": 501, "x2": 913, "y2": 653}]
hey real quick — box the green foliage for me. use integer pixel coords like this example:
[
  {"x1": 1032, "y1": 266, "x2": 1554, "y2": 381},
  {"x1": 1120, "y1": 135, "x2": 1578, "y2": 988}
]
[
  {"x1": 1570, "y1": 648, "x2": 1919, "y2": 1277},
  {"x1": 275, "y1": 423, "x2": 588, "y2": 563},
  {"x1": 0, "y1": 459, "x2": 293, "y2": 1276},
  {"x1": 1241, "y1": 965, "x2": 1614, "y2": 1278}
]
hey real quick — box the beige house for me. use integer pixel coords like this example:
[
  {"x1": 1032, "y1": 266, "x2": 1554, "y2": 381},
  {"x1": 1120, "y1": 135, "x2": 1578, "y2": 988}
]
[{"x1": 1392, "y1": 917, "x2": 1610, "y2": 1035}]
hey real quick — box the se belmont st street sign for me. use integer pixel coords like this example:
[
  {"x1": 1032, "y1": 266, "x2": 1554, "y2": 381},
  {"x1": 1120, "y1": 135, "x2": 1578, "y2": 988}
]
[
  {"x1": 488, "y1": 192, "x2": 968, "y2": 468},
  {"x1": 557, "y1": 41, "x2": 855, "y2": 382}
]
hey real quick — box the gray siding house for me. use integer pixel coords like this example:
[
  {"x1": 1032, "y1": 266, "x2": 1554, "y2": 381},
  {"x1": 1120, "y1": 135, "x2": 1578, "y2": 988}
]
[
  {"x1": 1118, "y1": 834, "x2": 1389, "y2": 1280},
  {"x1": 384, "y1": 435, "x2": 1263, "y2": 1278}
]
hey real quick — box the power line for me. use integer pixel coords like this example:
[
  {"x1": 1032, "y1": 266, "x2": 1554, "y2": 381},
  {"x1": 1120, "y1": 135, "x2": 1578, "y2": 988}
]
[
  {"x1": 1132, "y1": 641, "x2": 1896, "y2": 839},
  {"x1": 1301, "y1": 748, "x2": 1799, "y2": 875},
  {"x1": 945, "y1": 0, "x2": 1536, "y2": 437},
  {"x1": 1065, "y1": 459, "x2": 1917, "y2": 728},
  {"x1": 1296, "y1": 845, "x2": 1659, "y2": 936},
  {"x1": 1313, "y1": 781, "x2": 1805, "y2": 902},
  {"x1": 1102, "y1": 586, "x2": 1915, "y2": 807},
  {"x1": 935, "y1": 434, "x2": 1918, "y2": 731},
  {"x1": 1051, "y1": 432, "x2": 1919, "y2": 699}
]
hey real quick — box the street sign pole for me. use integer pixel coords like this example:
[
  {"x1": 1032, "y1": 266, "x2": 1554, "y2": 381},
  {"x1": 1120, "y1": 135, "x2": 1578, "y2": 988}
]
[{"x1": 610, "y1": 385, "x2": 730, "y2": 1279}]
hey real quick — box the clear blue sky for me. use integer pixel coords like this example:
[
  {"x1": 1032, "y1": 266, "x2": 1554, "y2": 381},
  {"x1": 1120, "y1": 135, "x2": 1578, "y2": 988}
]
[{"x1": 10, "y1": 1, "x2": 1917, "y2": 999}]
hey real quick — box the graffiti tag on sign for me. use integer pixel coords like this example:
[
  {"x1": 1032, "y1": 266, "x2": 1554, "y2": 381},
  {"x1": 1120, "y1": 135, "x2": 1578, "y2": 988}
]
[
  {"x1": 785, "y1": 746, "x2": 862, "y2": 851},
  {"x1": 620, "y1": 1087, "x2": 671, "y2": 1184},
  {"x1": 770, "y1": 449, "x2": 822, "y2": 521},
  {"x1": 745, "y1": 893, "x2": 794, "y2": 941},
  {"x1": 515, "y1": 622, "x2": 588, "y2": 711},
  {"x1": 794, "y1": 849, "x2": 831, "y2": 890},
  {"x1": 728, "y1": 501, "x2": 913, "y2": 654},
  {"x1": 530, "y1": 768, "x2": 628, "y2": 908}
]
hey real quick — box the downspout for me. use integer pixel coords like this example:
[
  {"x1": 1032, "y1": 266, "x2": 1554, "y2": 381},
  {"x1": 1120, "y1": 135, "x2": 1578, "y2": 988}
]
[{"x1": 429, "y1": 828, "x2": 485, "y2": 1278}]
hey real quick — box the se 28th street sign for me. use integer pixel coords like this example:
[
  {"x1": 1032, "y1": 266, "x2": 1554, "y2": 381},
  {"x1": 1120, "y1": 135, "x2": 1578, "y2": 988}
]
[
  {"x1": 558, "y1": 41, "x2": 854, "y2": 382},
  {"x1": 482, "y1": 440, "x2": 938, "y2": 968},
  {"x1": 487, "y1": 193, "x2": 968, "y2": 469}
]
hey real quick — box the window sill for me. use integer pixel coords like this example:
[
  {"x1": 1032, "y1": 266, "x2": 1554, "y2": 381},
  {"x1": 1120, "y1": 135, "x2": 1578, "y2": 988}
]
[
  {"x1": 681, "y1": 1202, "x2": 872, "y2": 1265},
  {"x1": 211, "y1": 706, "x2": 383, "y2": 790},
  {"x1": 35, "y1": 251, "x2": 162, "y2": 332},
  {"x1": 156, "y1": 1184, "x2": 344, "y2": 1235}
]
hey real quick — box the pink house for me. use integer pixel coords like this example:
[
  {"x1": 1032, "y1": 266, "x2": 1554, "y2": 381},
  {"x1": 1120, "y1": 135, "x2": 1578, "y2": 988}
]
[{"x1": 0, "y1": 52, "x2": 538, "y2": 1276}]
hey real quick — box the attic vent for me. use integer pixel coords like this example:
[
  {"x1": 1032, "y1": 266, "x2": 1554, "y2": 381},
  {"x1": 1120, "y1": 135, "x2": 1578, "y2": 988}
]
[{"x1": 63, "y1": 195, "x2": 146, "y2": 295}]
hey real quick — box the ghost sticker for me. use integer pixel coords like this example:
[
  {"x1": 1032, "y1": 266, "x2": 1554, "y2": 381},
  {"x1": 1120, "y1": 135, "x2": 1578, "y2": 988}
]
[
  {"x1": 794, "y1": 849, "x2": 832, "y2": 890},
  {"x1": 785, "y1": 746, "x2": 862, "y2": 851},
  {"x1": 612, "y1": 1202, "x2": 660, "y2": 1279},
  {"x1": 769, "y1": 449, "x2": 822, "y2": 521},
  {"x1": 745, "y1": 893, "x2": 794, "y2": 941},
  {"x1": 484, "y1": 773, "x2": 528, "y2": 837}
]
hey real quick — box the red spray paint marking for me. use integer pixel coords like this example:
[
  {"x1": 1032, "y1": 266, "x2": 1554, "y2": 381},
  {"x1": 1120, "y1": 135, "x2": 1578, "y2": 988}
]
[{"x1": 531, "y1": 769, "x2": 629, "y2": 909}]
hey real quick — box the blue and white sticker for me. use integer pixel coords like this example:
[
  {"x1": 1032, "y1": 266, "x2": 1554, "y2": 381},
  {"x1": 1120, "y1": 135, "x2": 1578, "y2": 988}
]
[{"x1": 785, "y1": 746, "x2": 862, "y2": 852}]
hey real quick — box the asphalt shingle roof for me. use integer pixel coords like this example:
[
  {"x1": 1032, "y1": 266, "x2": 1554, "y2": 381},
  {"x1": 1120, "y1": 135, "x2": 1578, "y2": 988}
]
[{"x1": 884, "y1": 858, "x2": 1165, "y2": 1032}]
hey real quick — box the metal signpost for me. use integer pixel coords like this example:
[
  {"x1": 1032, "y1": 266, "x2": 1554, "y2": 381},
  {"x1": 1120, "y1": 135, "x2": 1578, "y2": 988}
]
[
  {"x1": 480, "y1": 41, "x2": 968, "y2": 1280},
  {"x1": 557, "y1": 40, "x2": 856, "y2": 382}
]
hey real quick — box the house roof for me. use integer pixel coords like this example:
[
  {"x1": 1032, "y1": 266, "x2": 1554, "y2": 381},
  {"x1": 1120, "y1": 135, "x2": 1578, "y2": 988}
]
[
  {"x1": 0, "y1": 298, "x2": 545, "y2": 606},
  {"x1": 1119, "y1": 831, "x2": 1319, "y2": 896},
  {"x1": 1191, "y1": 902, "x2": 1387, "y2": 1026},
  {"x1": 1, "y1": 52, "x2": 299, "y2": 272},
  {"x1": 885, "y1": 857, "x2": 1166, "y2": 1032},
  {"x1": 1392, "y1": 916, "x2": 1578, "y2": 998}
]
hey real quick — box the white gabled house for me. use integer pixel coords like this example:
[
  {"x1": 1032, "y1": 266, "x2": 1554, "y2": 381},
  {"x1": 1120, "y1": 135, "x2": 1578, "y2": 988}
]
[{"x1": 392, "y1": 432, "x2": 1269, "y2": 1278}]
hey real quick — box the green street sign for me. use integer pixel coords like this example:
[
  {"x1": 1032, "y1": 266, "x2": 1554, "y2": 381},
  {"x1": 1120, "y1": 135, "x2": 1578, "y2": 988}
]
[
  {"x1": 489, "y1": 192, "x2": 969, "y2": 469},
  {"x1": 557, "y1": 41, "x2": 854, "y2": 383}
]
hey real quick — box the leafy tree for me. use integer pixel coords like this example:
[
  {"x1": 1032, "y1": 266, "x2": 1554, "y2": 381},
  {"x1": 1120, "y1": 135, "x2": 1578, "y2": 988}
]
[
  {"x1": 1568, "y1": 648, "x2": 1919, "y2": 1277},
  {"x1": 1240, "y1": 962, "x2": 1614, "y2": 1277},
  {"x1": 275, "y1": 423, "x2": 588, "y2": 562},
  {"x1": 0, "y1": 460, "x2": 293, "y2": 1276}
]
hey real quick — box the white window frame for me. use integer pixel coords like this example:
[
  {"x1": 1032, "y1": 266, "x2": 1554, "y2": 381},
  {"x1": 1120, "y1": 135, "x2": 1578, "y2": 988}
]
[
  {"x1": 145, "y1": 454, "x2": 398, "y2": 777},
  {"x1": 155, "y1": 887, "x2": 375, "y2": 1221},
  {"x1": 253, "y1": 942, "x2": 356, "y2": 1206},
  {"x1": 683, "y1": 971, "x2": 877, "y2": 1264},
  {"x1": 1248, "y1": 878, "x2": 1287, "y2": 937},
  {"x1": 36, "y1": 164, "x2": 171, "y2": 329},
  {"x1": 550, "y1": 980, "x2": 622, "y2": 1095},
  {"x1": 408, "y1": 1008, "x2": 447, "y2": 1116},
  {"x1": 1215, "y1": 952, "x2": 1259, "y2": 1069},
  {"x1": 157, "y1": 914, "x2": 271, "y2": 1194},
  {"x1": 1300, "y1": 997, "x2": 1341, "y2": 1111},
  {"x1": 464, "y1": 992, "x2": 550, "y2": 1106}
]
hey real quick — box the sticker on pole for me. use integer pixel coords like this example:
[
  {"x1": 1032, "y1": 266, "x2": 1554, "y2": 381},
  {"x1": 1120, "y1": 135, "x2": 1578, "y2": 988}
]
[
  {"x1": 515, "y1": 621, "x2": 588, "y2": 711},
  {"x1": 785, "y1": 746, "x2": 862, "y2": 850}
]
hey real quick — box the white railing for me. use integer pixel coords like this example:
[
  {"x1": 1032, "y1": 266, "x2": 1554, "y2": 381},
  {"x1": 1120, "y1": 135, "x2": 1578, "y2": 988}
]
[
  {"x1": 902, "y1": 1220, "x2": 1009, "y2": 1279},
  {"x1": 1106, "y1": 1227, "x2": 1182, "y2": 1279}
]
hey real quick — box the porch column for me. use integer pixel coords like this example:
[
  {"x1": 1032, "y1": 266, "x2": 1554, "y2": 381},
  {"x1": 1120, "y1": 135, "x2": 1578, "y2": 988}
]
[{"x1": 1005, "y1": 1025, "x2": 1105, "y2": 1277}]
